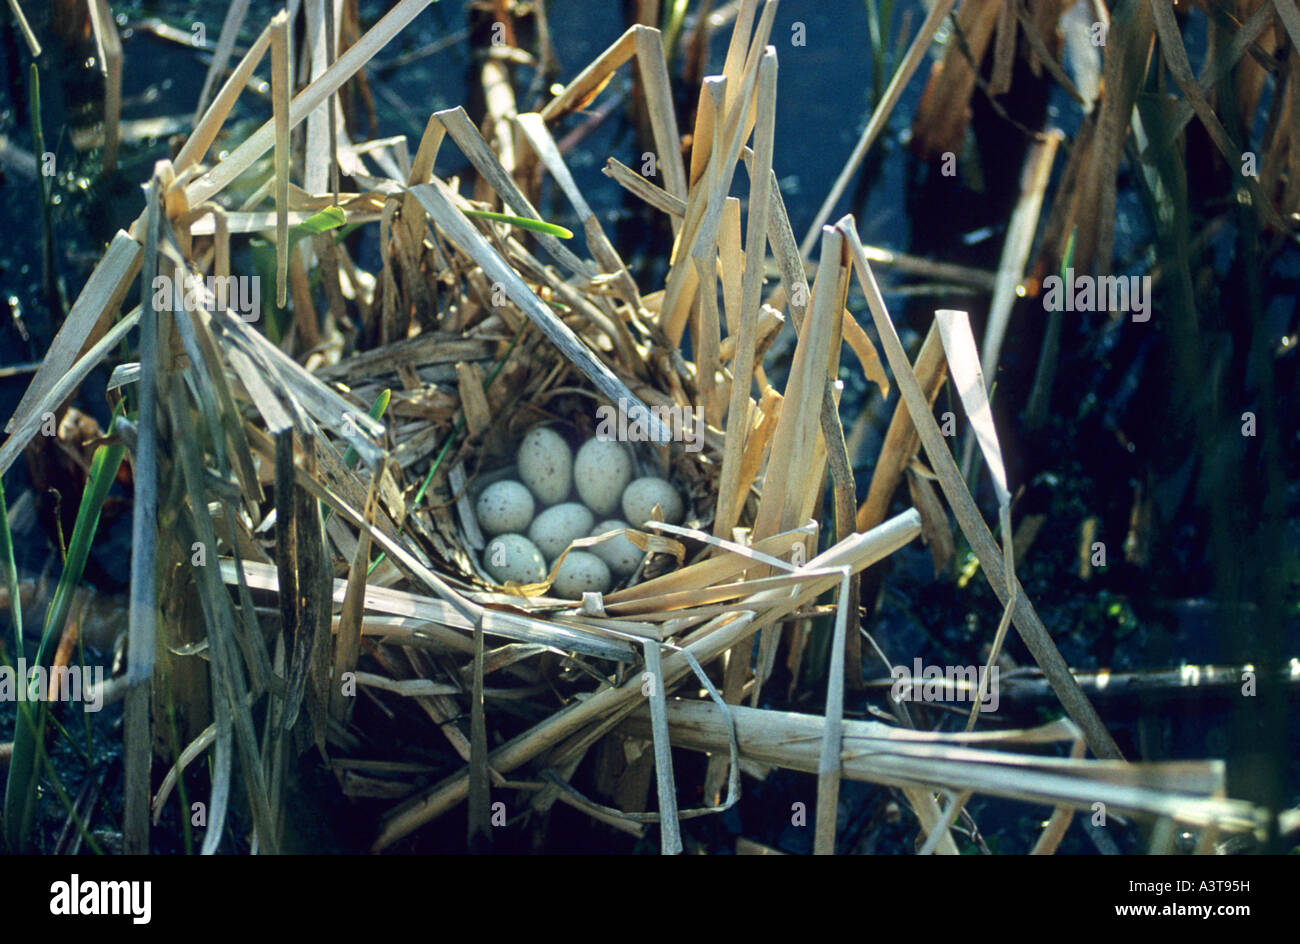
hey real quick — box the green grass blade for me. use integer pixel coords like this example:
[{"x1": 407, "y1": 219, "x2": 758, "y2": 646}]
[
  {"x1": 0, "y1": 477, "x2": 34, "y2": 851},
  {"x1": 292, "y1": 205, "x2": 347, "y2": 236},
  {"x1": 342, "y1": 388, "x2": 391, "y2": 470},
  {"x1": 3, "y1": 437, "x2": 125, "y2": 850},
  {"x1": 663, "y1": 0, "x2": 690, "y2": 63},
  {"x1": 38, "y1": 439, "x2": 127, "y2": 665},
  {"x1": 462, "y1": 209, "x2": 573, "y2": 239},
  {"x1": 0, "y1": 480, "x2": 23, "y2": 675}
]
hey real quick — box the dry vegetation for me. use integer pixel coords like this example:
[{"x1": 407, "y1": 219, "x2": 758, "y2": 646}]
[{"x1": 1, "y1": 0, "x2": 1296, "y2": 854}]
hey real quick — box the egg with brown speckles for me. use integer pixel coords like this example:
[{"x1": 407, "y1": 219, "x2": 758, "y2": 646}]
[
  {"x1": 475, "y1": 480, "x2": 534, "y2": 536},
  {"x1": 573, "y1": 437, "x2": 632, "y2": 515},
  {"x1": 621, "y1": 476, "x2": 683, "y2": 527},
  {"x1": 587, "y1": 520, "x2": 643, "y2": 577},
  {"x1": 528, "y1": 502, "x2": 594, "y2": 561},
  {"x1": 482, "y1": 534, "x2": 547, "y2": 585},
  {"x1": 552, "y1": 550, "x2": 612, "y2": 598},
  {"x1": 517, "y1": 426, "x2": 573, "y2": 505}
]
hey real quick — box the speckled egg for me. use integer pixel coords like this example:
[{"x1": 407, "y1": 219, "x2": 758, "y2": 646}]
[
  {"x1": 573, "y1": 438, "x2": 632, "y2": 515},
  {"x1": 475, "y1": 480, "x2": 535, "y2": 536},
  {"x1": 587, "y1": 520, "x2": 643, "y2": 577},
  {"x1": 621, "y1": 477, "x2": 684, "y2": 527},
  {"x1": 527, "y1": 502, "x2": 594, "y2": 561},
  {"x1": 482, "y1": 534, "x2": 547, "y2": 585},
  {"x1": 517, "y1": 426, "x2": 573, "y2": 505},
  {"x1": 552, "y1": 550, "x2": 612, "y2": 599}
]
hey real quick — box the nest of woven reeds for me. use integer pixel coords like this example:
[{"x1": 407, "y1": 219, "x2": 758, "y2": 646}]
[
  {"x1": 356, "y1": 193, "x2": 727, "y2": 597},
  {"x1": 4, "y1": 0, "x2": 1278, "y2": 855}
]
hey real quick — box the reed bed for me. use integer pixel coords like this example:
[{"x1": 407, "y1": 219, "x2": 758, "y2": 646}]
[{"x1": 2, "y1": 0, "x2": 1289, "y2": 854}]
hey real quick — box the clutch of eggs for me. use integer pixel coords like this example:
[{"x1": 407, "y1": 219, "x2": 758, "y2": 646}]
[{"x1": 473, "y1": 426, "x2": 685, "y2": 598}]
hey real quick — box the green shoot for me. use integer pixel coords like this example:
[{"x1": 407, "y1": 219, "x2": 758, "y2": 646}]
[
  {"x1": 2, "y1": 433, "x2": 125, "y2": 850},
  {"x1": 462, "y1": 209, "x2": 574, "y2": 239}
]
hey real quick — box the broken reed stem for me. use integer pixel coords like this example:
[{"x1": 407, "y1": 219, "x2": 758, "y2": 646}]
[
  {"x1": 88, "y1": 0, "x2": 122, "y2": 175},
  {"x1": 814, "y1": 568, "x2": 851, "y2": 854},
  {"x1": 643, "y1": 640, "x2": 683, "y2": 854},
  {"x1": 5, "y1": 0, "x2": 40, "y2": 57},
  {"x1": 622, "y1": 701, "x2": 1250, "y2": 836}
]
